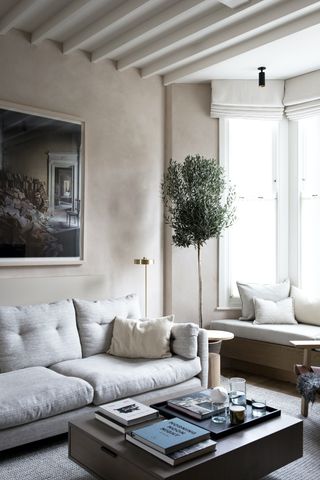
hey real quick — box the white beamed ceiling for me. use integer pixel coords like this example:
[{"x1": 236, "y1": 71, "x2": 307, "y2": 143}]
[{"x1": 1, "y1": 0, "x2": 320, "y2": 84}]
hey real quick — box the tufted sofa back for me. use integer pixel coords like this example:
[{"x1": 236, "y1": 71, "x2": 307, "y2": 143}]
[
  {"x1": 73, "y1": 293, "x2": 141, "y2": 357},
  {"x1": 0, "y1": 300, "x2": 81, "y2": 373}
]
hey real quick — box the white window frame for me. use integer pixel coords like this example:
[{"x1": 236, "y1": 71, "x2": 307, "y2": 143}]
[{"x1": 218, "y1": 118, "x2": 289, "y2": 309}]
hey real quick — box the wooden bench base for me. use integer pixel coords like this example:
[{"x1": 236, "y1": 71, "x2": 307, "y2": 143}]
[{"x1": 220, "y1": 337, "x2": 320, "y2": 384}]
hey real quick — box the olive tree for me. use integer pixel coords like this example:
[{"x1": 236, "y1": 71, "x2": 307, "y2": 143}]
[{"x1": 161, "y1": 154, "x2": 235, "y2": 328}]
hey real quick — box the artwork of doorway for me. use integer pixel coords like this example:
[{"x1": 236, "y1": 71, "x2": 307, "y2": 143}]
[{"x1": 0, "y1": 103, "x2": 84, "y2": 264}]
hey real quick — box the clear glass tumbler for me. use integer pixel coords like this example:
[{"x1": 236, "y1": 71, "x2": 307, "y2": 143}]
[{"x1": 229, "y1": 377, "x2": 247, "y2": 408}]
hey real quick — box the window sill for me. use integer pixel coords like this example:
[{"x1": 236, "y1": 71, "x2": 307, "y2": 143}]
[{"x1": 215, "y1": 307, "x2": 241, "y2": 311}]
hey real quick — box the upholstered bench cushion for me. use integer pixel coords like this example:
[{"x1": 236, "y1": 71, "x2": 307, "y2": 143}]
[
  {"x1": 211, "y1": 319, "x2": 320, "y2": 346},
  {"x1": 73, "y1": 294, "x2": 141, "y2": 357},
  {"x1": 51, "y1": 353, "x2": 201, "y2": 405},
  {"x1": 0, "y1": 367, "x2": 94, "y2": 430},
  {"x1": 0, "y1": 300, "x2": 81, "y2": 373}
]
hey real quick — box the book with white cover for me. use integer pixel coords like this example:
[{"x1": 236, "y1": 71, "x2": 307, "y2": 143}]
[
  {"x1": 97, "y1": 398, "x2": 159, "y2": 426},
  {"x1": 95, "y1": 411, "x2": 162, "y2": 433},
  {"x1": 126, "y1": 435, "x2": 216, "y2": 466}
]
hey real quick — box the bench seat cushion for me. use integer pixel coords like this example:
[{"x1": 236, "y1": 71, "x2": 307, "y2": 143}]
[
  {"x1": 0, "y1": 367, "x2": 94, "y2": 430},
  {"x1": 211, "y1": 319, "x2": 320, "y2": 346},
  {"x1": 50, "y1": 353, "x2": 201, "y2": 405}
]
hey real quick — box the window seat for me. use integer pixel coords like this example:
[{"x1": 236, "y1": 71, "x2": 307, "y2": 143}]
[{"x1": 210, "y1": 319, "x2": 320, "y2": 383}]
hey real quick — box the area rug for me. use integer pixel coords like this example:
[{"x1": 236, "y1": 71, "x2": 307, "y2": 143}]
[{"x1": 0, "y1": 382, "x2": 319, "y2": 480}]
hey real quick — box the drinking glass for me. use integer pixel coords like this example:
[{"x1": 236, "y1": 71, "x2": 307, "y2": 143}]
[
  {"x1": 251, "y1": 398, "x2": 267, "y2": 417},
  {"x1": 209, "y1": 387, "x2": 229, "y2": 424},
  {"x1": 229, "y1": 377, "x2": 247, "y2": 408}
]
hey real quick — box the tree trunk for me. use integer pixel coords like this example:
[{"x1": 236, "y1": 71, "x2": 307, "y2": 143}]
[{"x1": 197, "y1": 243, "x2": 203, "y2": 328}]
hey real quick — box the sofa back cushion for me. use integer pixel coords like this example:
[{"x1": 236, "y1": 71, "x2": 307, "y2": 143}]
[
  {"x1": 0, "y1": 300, "x2": 81, "y2": 373},
  {"x1": 73, "y1": 293, "x2": 141, "y2": 357}
]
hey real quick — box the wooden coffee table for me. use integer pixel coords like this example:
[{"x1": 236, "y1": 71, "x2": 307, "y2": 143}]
[{"x1": 69, "y1": 411, "x2": 302, "y2": 479}]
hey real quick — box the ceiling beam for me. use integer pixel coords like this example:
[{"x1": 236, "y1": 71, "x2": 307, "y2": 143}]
[
  {"x1": 63, "y1": 0, "x2": 153, "y2": 55},
  {"x1": 117, "y1": 0, "x2": 264, "y2": 71},
  {"x1": 0, "y1": 0, "x2": 42, "y2": 35},
  {"x1": 163, "y1": 7, "x2": 320, "y2": 85},
  {"x1": 31, "y1": 0, "x2": 92, "y2": 45},
  {"x1": 142, "y1": 0, "x2": 320, "y2": 78},
  {"x1": 91, "y1": 0, "x2": 209, "y2": 63},
  {"x1": 218, "y1": 0, "x2": 250, "y2": 7}
]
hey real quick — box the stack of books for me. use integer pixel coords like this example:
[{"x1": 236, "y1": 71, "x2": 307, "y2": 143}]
[
  {"x1": 126, "y1": 417, "x2": 216, "y2": 466},
  {"x1": 95, "y1": 398, "x2": 159, "y2": 433}
]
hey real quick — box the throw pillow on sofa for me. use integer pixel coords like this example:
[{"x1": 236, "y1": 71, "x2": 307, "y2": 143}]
[
  {"x1": 237, "y1": 279, "x2": 290, "y2": 320},
  {"x1": 253, "y1": 297, "x2": 297, "y2": 325},
  {"x1": 291, "y1": 286, "x2": 320, "y2": 326},
  {"x1": 171, "y1": 323, "x2": 199, "y2": 359},
  {"x1": 108, "y1": 315, "x2": 174, "y2": 359}
]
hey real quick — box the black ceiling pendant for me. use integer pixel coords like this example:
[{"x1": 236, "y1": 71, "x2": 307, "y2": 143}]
[{"x1": 258, "y1": 67, "x2": 266, "y2": 87}]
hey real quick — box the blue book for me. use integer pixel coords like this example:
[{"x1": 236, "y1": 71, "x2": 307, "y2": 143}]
[{"x1": 129, "y1": 417, "x2": 210, "y2": 454}]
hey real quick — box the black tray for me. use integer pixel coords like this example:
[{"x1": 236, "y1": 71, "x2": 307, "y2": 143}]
[{"x1": 150, "y1": 400, "x2": 281, "y2": 439}]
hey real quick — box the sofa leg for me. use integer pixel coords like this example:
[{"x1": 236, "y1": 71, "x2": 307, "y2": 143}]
[{"x1": 301, "y1": 397, "x2": 309, "y2": 417}]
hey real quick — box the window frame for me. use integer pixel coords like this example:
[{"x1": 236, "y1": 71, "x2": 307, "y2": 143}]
[{"x1": 218, "y1": 117, "x2": 288, "y2": 309}]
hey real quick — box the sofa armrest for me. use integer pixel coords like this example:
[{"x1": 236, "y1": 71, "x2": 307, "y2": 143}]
[{"x1": 197, "y1": 328, "x2": 208, "y2": 388}]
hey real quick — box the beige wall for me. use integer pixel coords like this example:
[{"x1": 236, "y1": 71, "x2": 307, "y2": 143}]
[
  {"x1": 0, "y1": 31, "x2": 164, "y2": 317},
  {"x1": 165, "y1": 84, "x2": 238, "y2": 326}
]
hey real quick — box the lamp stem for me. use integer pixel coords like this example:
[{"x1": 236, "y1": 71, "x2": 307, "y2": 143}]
[{"x1": 144, "y1": 264, "x2": 148, "y2": 317}]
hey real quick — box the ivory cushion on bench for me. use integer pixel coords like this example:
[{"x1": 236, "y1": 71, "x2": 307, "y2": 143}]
[
  {"x1": 210, "y1": 319, "x2": 320, "y2": 346},
  {"x1": 0, "y1": 367, "x2": 94, "y2": 430}
]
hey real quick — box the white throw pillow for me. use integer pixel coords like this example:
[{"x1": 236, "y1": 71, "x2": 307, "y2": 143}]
[
  {"x1": 291, "y1": 286, "x2": 320, "y2": 326},
  {"x1": 237, "y1": 280, "x2": 290, "y2": 320},
  {"x1": 107, "y1": 315, "x2": 174, "y2": 359},
  {"x1": 253, "y1": 297, "x2": 297, "y2": 325}
]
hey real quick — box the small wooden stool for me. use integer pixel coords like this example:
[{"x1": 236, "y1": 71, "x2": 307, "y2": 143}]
[{"x1": 290, "y1": 340, "x2": 320, "y2": 417}]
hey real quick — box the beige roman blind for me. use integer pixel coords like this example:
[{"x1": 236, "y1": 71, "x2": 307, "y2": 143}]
[
  {"x1": 284, "y1": 70, "x2": 320, "y2": 120},
  {"x1": 211, "y1": 80, "x2": 285, "y2": 120}
]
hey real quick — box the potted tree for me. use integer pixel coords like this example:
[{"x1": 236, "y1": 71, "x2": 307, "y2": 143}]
[{"x1": 161, "y1": 154, "x2": 235, "y2": 328}]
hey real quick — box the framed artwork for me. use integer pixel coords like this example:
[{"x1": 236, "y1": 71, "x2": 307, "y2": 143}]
[{"x1": 0, "y1": 101, "x2": 84, "y2": 265}]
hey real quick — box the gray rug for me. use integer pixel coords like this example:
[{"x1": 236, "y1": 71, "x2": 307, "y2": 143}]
[{"x1": 0, "y1": 382, "x2": 319, "y2": 480}]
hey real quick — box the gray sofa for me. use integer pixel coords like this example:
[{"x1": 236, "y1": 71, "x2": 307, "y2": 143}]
[{"x1": 0, "y1": 294, "x2": 208, "y2": 452}]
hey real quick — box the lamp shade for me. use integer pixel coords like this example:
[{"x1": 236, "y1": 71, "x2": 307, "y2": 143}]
[{"x1": 134, "y1": 257, "x2": 154, "y2": 265}]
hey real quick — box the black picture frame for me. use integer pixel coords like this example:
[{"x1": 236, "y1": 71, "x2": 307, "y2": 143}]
[{"x1": 0, "y1": 101, "x2": 84, "y2": 265}]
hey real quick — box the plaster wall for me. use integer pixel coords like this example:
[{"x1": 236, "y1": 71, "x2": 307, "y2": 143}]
[
  {"x1": 0, "y1": 30, "x2": 164, "y2": 316},
  {"x1": 165, "y1": 84, "x2": 239, "y2": 326}
]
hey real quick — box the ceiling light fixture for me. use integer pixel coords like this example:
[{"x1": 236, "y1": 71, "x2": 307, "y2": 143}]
[{"x1": 258, "y1": 66, "x2": 266, "y2": 87}]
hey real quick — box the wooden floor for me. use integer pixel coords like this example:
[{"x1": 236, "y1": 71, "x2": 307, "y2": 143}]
[{"x1": 222, "y1": 367, "x2": 299, "y2": 397}]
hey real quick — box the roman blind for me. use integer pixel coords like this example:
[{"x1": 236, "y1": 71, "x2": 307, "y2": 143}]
[
  {"x1": 284, "y1": 70, "x2": 320, "y2": 120},
  {"x1": 211, "y1": 80, "x2": 285, "y2": 120}
]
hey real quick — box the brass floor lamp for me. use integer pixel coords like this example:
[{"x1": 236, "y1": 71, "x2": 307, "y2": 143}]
[{"x1": 134, "y1": 257, "x2": 154, "y2": 317}]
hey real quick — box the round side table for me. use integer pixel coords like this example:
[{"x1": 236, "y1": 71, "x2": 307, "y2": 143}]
[{"x1": 206, "y1": 330, "x2": 234, "y2": 388}]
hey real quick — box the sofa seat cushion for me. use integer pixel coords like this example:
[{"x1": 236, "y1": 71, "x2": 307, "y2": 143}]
[
  {"x1": 50, "y1": 353, "x2": 201, "y2": 405},
  {"x1": 0, "y1": 367, "x2": 94, "y2": 430},
  {"x1": 211, "y1": 319, "x2": 320, "y2": 346}
]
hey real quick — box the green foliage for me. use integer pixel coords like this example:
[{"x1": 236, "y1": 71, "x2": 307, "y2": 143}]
[{"x1": 161, "y1": 155, "x2": 235, "y2": 249}]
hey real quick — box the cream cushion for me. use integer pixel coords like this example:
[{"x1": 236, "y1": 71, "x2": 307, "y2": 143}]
[
  {"x1": 253, "y1": 297, "x2": 297, "y2": 325},
  {"x1": 291, "y1": 286, "x2": 320, "y2": 326},
  {"x1": 108, "y1": 315, "x2": 174, "y2": 359},
  {"x1": 237, "y1": 279, "x2": 290, "y2": 320}
]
